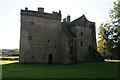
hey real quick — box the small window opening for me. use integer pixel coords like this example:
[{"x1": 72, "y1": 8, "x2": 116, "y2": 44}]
[
  {"x1": 43, "y1": 57, "x2": 44, "y2": 59},
  {"x1": 88, "y1": 45, "x2": 92, "y2": 52},
  {"x1": 70, "y1": 38, "x2": 73, "y2": 55},
  {"x1": 32, "y1": 56, "x2": 34, "y2": 59},
  {"x1": 81, "y1": 32, "x2": 83, "y2": 36},
  {"x1": 89, "y1": 45, "x2": 91, "y2": 48},
  {"x1": 28, "y1": 36, "x2": 32, "y2": 40},
  {"x1": 48, "y1": 40, "x2": 50, "y2": 42},
  {"x1": 70, "y1": 46, "x2": 73, "y2": 55},
  {"x1": 30, "y1": 21, "x2": 34, "y2": 26},
  {"x1": 81, "y1": 41, "x2": 83, "y2": 47}
]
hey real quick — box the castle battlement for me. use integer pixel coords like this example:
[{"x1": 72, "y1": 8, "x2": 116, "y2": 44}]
[{"x1": 21, "y1": 7, "x2": 61, "y2": 21}]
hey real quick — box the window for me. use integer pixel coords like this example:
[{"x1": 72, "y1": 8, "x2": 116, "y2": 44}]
[
  {"x1": 32, "y1": 56, "x2": 34, "y2": 59},
  {"x1": 81, "y1": 41, "x2": 83, "y2": 47},
  {"x1": 70, "y1": 46, "x2": 73, "y2": 55},
  {"x1": 28, "y1": 36, "x2": 32, "y2": 40},
  {"x1": 81, "y1": 32, "x2": 83, "y2": 36},
  {"x1": 70, "y1": 38, "x2": 73, "y2": 55},
  {"x1": 30, "y1": 21, "x2": 34, "y2": 26},
  {"x1": 88, "y1": 45, "x2": 92, "y2": 51},
  {"x1": 48, "y1": 40, "x2": 50, "y2": 42}
]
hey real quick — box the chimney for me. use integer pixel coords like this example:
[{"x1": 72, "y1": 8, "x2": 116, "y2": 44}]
[
  {"x1": 38, "y1": 7, "x2": 44, "y2": 13},
  {"x1": 63, "y1": 18, "x2": 66, "y2": 22},
  {"x1": 25, "y1": 7, "x2": 28, "y2": 10},
  {"x1": 67, "y1": 15, "x2": 71, "y2": 23},
  {"x1": 59, "y1": 10, "x2": 61, "y2": 14}
]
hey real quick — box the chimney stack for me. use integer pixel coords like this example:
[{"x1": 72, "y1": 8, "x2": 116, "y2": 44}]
[
  {"x1": 63, "y1": 18, "x2": 66, "y2": 22},
  {"x1": 67, "y1": 15, "x2": 71, "y2": 23},
  {"x1": 38, "y1": 7, "x2": 44, "y2": 13},
  {"x1": 25, "y1": 7, "x2": 28, "y2": 10},
  {"x1": 59, "y1": 10, "x2": 61, "y2": 14}
]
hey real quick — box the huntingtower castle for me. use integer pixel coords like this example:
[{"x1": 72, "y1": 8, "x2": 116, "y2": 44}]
[{"x1": 19, "y1": 7, "x2": 104, "y2": 64}]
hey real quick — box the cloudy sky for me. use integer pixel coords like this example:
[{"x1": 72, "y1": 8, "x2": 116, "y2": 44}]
[{"x1": 0, "y1": 0, "x2": 116, "y2": 49}]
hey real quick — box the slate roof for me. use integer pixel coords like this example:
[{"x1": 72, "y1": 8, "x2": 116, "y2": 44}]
[{"x1": 61, "y1": 15, "x2": 95, "y2": 38}]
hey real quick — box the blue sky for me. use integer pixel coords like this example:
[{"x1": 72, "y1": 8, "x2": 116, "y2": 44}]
[{"x1": 0, "y1": 0, "x2": 116, "y2": 49}]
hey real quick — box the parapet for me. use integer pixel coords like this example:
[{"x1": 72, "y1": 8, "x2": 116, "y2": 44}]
[
  {"x1": 21, "y1": 7, "x2": 61, "y2": 21},
  {"x1": 38, "y1": 7, "x2": 44, "y2": 13}
]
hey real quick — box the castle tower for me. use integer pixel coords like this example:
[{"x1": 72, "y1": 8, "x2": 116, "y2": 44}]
[
  {"x1": 19, "y1": 7, "x2": 62, "y2": 64},
  {"x1": 66, "y1": 15, "x2": 71, "y2": 23}
]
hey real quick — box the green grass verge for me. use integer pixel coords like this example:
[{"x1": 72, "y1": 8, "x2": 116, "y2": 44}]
[{"x1": 2, "y1": 62, "x2": 120, "y2": 78}]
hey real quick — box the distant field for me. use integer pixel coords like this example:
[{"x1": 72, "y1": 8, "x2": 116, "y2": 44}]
[
  {"x1": 105, "y1": 59, "x2": 120, "y2": 62},
  {"x1": 0, "y1": 56, "x2": 19, "y2": 58},
  {"x1": 1, "y1": 60, "x2": 19, "y2": 65},
  {"x1": 2, "y1": 62, "x2": 120, "y2": 78},
  {"x1": 0, "y1": 56, "x2": 19, "y2": 61},
  {"x1": 0, "y1": 56, "x2": 19, "y2": 65}
]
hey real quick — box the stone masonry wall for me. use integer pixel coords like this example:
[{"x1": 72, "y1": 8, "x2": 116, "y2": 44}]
[{"x1": 20, "y1": 9, "x2": 61, "y2": 64}]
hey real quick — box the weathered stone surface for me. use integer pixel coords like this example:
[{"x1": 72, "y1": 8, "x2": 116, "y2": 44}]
[{"x1": 19, "y1": 8, "x2": 104, "y2": 64}]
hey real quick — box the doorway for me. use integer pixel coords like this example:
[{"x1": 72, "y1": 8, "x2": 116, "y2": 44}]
[{"x1": 49, "y1": 54, "x2": 52, "y2": 64}]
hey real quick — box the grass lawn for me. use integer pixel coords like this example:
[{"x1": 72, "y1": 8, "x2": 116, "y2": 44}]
[{"x1": 2, "y1": 62, "x2": 120, "y2": 78}]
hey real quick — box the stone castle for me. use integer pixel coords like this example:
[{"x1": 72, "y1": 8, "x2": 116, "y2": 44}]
[{"x1": 19, "y1": 7, "x2": 104, "y2": 64}]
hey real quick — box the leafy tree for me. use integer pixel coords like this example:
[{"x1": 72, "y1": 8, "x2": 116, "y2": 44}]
[
  {"x1": 97, "y1": 24, "x2": 106, "y2": 56},
  {"x1": 107, "y1": 0, "x2": 120, "y2": 52},
  {"x1": 97, "y1": 0, "x2": 120, "y2": 55},
  {"x1": 103, "y1": 23, "x2": 115, "y2": 52}
]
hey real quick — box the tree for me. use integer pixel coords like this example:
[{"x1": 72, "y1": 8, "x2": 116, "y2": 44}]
[
  {"x1": 97, "y1": 24, "x2": 107, "y2": 56},
  {"x1": 108, "y1": 0, "x2": 120, "y2": 52},
  {"x1": 97, "y1": 0, "x2": 120, "y2": 56}
]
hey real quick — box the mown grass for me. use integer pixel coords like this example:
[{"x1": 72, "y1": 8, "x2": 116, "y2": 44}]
[{"x1": 2, "y1": 62, "x2": 120, "y2": 78}]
